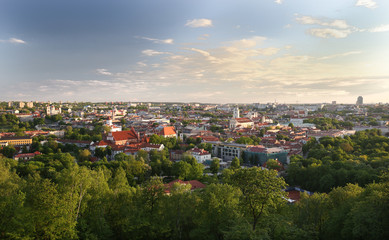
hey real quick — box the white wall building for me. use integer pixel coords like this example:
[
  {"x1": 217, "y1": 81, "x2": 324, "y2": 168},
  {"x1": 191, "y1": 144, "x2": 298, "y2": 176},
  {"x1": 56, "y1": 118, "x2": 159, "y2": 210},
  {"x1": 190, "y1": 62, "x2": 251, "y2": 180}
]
[
  {"x1": 187, "y1": 148, "x2": 212, "y2": 163},
  {"x1": 46, "y1": 105, "x2": 62, "y2": 116}
]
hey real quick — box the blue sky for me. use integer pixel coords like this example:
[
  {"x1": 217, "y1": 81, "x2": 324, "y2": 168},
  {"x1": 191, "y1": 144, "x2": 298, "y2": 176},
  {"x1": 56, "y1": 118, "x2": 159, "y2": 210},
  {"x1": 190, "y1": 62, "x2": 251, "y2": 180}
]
[{"x1": 1, "y1": 0, "x2": 389, "y2": 104}]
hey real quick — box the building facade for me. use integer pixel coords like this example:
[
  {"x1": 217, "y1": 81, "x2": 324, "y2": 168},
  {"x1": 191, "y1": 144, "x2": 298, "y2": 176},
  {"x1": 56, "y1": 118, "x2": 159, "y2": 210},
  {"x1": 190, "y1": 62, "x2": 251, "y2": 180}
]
[
  {"x1": 243, "y1": 146, "x2": 288, "y2": 166},
  {"x1": 209, "y1": 141, "x2": 248, "y2": 161},
  {"x1": 0, "y1": 136, "x2": 32, "y2": 146}
]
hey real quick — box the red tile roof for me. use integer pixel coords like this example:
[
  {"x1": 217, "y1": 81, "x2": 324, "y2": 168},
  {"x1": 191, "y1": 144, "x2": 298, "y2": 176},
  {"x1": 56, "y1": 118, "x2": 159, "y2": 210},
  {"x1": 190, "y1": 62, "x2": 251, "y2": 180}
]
[
  {"x1": 287, "y1": 190, "x2": 301, "y2": 202},
  {"x1": 96, "y1": 140, "x2": 111, "y2": 146},
  {"x1": 160, "y1": 126, "x2": 176, "y2": 136},
  {"x1": 235, "y1": 118, "x2": 253, "y2": 123},
  {"x1": 165, "y1": 179, "x2": 206, "y2": 193},
  {"x1": 15, "y1": 151, "x2": 41, "y2": 159},
  {"x1": 201, "y1": 135, "x2": 220, "y2": 142},
  {"x1": 112, "y1": 129, "x2": 138, "y2": 141}
]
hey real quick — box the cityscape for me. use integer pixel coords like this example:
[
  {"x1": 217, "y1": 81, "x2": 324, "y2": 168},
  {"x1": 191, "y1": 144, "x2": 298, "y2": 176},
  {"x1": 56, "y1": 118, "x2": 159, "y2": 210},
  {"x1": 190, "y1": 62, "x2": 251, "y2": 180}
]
[{"x1": 1, "y1": 0, "x2": 389, "y2": 239}]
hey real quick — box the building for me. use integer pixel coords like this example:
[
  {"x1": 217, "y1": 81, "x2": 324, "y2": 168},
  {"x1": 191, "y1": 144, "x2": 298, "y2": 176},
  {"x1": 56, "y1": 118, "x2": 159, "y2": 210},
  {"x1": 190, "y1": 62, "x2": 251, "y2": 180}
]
[
  {"x1": 46, "y1": 105, "x2": 62, "y2": 116},
  {"x1": 14, "y1": 151, "x2": 41, "y2": 161},
  {"x1": 164, "y1": 179, "x2": 206, "y2": 194},
  {"x1": 0, "y1": 136, "x2": 32, "y2": 146},
  {"x1": 243, "y1": 146, "x2": 288, "y2": 166},
  {"x1": 8, "y1": 101, "x2": 13, "y2": 107},
  {"x1": 104, "y1": 117, "x2": 122, "y2": 132},
  {"x1": 106, "y1": 129, "x2": 141, "y2": 145},
  {"x1": 140, "y1": 143, "x2": 164, "y2": 152},
  {"x1": 229, "y1": 118, "x2": 254, "y2": 129},
  {"x1": 19, "y1": 102, "x2": 25, "y2": 108},
  {"x1": 170, "y1": 150, "x2": 185, "y2": 161},
  {"x1": 159, "y1": 126, "x2": 177, "y2": 138},
  {"x1": 209, "y1": 141, "x2": 248, "y2": 161},
  {"x1": 186, "y1": 148, "x2": 212, "y2": 163},
  {"x1": 233, "y1": 107, "x2": 240, "y2": 118},
  {"x1": 356, "y1": 96, "x2": 363, "y2": 105},
  {"x1": 26, "y1": 102, "x2": 34, "y2": 108}
]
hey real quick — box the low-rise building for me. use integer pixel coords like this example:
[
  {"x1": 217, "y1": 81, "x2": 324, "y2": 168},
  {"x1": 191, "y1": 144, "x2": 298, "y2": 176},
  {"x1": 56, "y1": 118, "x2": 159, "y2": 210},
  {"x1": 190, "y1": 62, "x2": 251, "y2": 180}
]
[
  {"x1": 229, "y1": 118, "x2": 254, "y2": 129},
  {"x1": 186, "y1": 148, "x2": 212, "y2": 163},
  {"x1": 14, "y1": 151, "x2": 41, "y2": 161},
  {"x1": 209, "y1": 141, "x2": 249, "y2": 161},
  {"x1": 243, "y1": 146, "x2": 288, "y2": 166},
  {"x1": 0, "y1": 136, "x2": 32, "y2": 146}
]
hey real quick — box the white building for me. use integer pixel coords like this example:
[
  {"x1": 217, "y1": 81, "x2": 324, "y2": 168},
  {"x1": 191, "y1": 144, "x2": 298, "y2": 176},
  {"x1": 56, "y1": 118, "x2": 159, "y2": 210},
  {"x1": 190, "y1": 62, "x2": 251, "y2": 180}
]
[
  {"x1": 105, "y1": 117, "x2": 122, "y2": 132},
  {"x1": 26, "y1": 102, "x2": 34, "y2": 108},
  {"x1": 233, "y1": 107, "x2": 240, "y2": 118},
  {"x1": 46, "y1": 105, "x2": 62, "y2": 116},
  {"x1": 229, "y1": 118, "x2": 254, "y2": 129},
  {"x1": 187, "y1": 148, "x2": 212, "y2": 163}
]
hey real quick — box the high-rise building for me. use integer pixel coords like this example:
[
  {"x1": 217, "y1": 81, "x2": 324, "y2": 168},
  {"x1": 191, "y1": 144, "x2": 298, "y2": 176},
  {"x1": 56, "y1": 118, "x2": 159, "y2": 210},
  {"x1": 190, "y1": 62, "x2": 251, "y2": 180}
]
[
  {"x1": 356, "y1": 96, "x2": 363, "y2": 105},
  {"x1": 19, "y1": 102, "x2": 25, "y2": 108},
  {"x1": 26, "y1": 102, "x2": 34, "y2": 108}
]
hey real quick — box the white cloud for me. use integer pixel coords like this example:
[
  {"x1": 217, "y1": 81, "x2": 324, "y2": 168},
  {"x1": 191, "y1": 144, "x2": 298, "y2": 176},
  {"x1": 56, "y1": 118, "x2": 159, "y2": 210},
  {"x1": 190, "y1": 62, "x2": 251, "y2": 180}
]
[
  {"x1": 257, "y1": 47, "x2": 280, "y2": 56},
  {"x1": 274, "y1": 0, "x2": 283, "y2": 4},
  {"x1": 142, "y1": 49, "x2": 170, "y2": 56},
  {"x1": 0, "y1": 38, "x2": 26, "y2": 44},
  {"x1": 284, "y1": 24, "x2": 292, "y2": 28},
  {"x1": 96, "y1": 68, "x2": 113, "y2": 76},
  {"x1": 185, "y1": 18, "x2": 213, "y2": 28},
  {"x1": 356, "y1": 0, "x2": 377, "y2": 9},
  {"x1": 9, "y1": 38, "x2": 26, "y2": 44},
  {"x1": 308, "y1": 28, "x2": 352, "y2": 38},
  {"x1": 226, "y1": 36, "x2": 266, "y2": 48},
  {"x1": 319, "y1": 51, "x2": 362, "y2": 60},
  {"x1": 369, "y1": 24, "x2": 389, "y2": 32},
  {"x1": 137, "y1": 61, "x2": 147, "y2": 67},
  {"x1": 296, "y1": 16, "x2": 350, "y2": 29},
  {"x1": 138, "y1": 36, "x2": 174, "y2": 44},
  {"x1": 198, "y1": 34, "x2": 210, "y2": 40},
  {"x1": 296, "y1": 15, "x2": 358, "y2": 38}
]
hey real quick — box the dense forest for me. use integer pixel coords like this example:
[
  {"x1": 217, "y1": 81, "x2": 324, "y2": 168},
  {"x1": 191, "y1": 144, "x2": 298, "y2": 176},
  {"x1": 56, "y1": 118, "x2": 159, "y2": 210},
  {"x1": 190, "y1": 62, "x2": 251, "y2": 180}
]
[
  {"x1": 1, "y1": 129, "x2": 389, "y2": 239},
  {"x1": 287, "y1": 129, "x2": 389, "y2": 192}
]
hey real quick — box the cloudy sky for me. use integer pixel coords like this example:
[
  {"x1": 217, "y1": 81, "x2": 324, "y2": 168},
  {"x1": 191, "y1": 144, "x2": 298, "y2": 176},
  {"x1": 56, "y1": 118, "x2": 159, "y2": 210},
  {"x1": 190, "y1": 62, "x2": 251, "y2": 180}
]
[{"x1": 1, "y1": 0, "x2": 389, "y2": 104}]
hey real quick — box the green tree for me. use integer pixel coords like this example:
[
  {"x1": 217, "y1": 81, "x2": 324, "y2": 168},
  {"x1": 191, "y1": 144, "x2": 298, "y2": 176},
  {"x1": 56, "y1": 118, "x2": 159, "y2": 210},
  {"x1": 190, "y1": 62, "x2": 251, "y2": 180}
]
[
  {"x1": 294, "y1": 192, "x2": 329, "y2": 237},
  {"x1": 78, "y1": 149, "x2": 91, "y2": 162},
  {"x1": 94, "y1": 147, "x2": 106, "y2": 159},
  {"x1": 23, "y1": 175, "x2": 77, "y2": 239},
  {"x1": 173, "y1": 161, "x2": 191, "y2": 180},
  {"x1": 163, "y1": 182, "x2": 195, "y2": 239},
  {"x1": 192, "y1": 183, "x2": 242, "y2": 239},
  {"x1": 1, "y1": 145, "x2": 16, "y2": 158},
  {"x1": 0, "y1": 160, "x2": 26, "y2": 238},
  {"x1": 229, "y1": 168, "x2": 287, "y2": 231},
  {"x1": 210, "y1": 158, "x2": 220, "y2": 175},
  {"x1": 230, "y1": 157, "x2": 240, "y2": 169}
]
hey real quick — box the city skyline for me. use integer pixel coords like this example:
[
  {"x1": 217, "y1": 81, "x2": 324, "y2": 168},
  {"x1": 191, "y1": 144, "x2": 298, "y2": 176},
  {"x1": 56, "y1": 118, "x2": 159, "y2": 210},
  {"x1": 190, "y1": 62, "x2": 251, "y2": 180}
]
[{"x1": 1, "y1": 0, "x2": 389, "y2": 103}]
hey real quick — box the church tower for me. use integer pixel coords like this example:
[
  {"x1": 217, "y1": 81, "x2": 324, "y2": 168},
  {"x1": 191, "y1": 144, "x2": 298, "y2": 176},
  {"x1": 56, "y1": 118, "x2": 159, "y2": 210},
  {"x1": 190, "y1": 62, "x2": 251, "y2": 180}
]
[{"x1": 233, "y1": 107, "x2": 240, "y2": 119}]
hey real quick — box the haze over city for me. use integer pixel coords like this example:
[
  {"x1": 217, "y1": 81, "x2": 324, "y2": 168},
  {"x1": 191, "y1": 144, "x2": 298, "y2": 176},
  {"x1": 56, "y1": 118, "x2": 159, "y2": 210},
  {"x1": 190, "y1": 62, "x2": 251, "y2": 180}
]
[{"x1": 1, "y1": 0, "x2": 389, "y2": 103}]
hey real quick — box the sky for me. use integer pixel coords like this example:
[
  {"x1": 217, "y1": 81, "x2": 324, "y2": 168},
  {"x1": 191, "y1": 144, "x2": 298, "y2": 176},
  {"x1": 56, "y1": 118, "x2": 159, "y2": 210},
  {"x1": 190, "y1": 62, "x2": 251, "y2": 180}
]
[{"x1": 1, "y1": 0, "x2": 389, "y2": 104}]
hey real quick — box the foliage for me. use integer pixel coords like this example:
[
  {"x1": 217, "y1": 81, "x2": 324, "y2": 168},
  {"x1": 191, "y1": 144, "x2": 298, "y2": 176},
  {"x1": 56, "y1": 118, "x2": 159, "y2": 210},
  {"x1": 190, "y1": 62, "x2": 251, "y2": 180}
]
[
  {"x1": 210, "y1": 158, "x2": 220, "y2": 174},
  {"x1": 303, "y1": 117, "x2": 354, "y2": 130},
  {"x1": 1, "y1": 136, "x2": 389, "y2": 239},
  {"x1": 228, "y1": 168, "x2": 287, "y2": 231},
  {"x1": 288, "y1": 129, "x2": 388, "y2": 192},
  {"x1": 230, "y1": 157, "x2": 240, "y2": 169}
]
